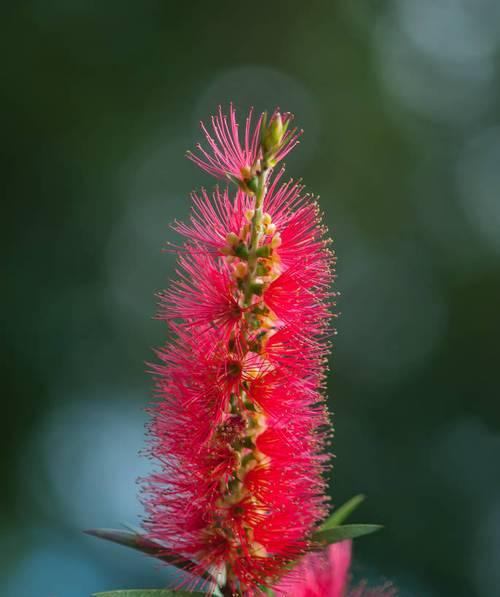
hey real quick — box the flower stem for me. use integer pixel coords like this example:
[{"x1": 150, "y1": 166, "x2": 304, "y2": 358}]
[{"x1": 244, "y1": 167, "x2": 269, "y2": 306}]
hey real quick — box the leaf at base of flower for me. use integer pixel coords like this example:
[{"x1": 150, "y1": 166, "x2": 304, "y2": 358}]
[
  {"x1": 85, "y1": 528, "x2": 215, "y2": 583},
  {"x1": 93, "y1": 591, "x2": 205, "y2": 597},
  {"x1": 320, "y1": 494, "x2": 366, "y2": 530},
  {"x1": 311, "y1": 523, "x2": 383, "y2": 545}
]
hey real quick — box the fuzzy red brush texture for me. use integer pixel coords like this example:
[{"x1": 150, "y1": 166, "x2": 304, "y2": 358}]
[
  {"x1": 143, "y1": 107, "x2": 335, "y2": 595},
  {"x1": 186, "y1": 104, "x2": 299, "y2": 181}
]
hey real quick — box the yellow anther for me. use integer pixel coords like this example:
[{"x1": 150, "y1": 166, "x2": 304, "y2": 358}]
[
  {"x1": 266, "y1": 223, "x2": 276, "y2": 235},
  {"x1": 245, "y1": 209, "x2": 255, "y2": 222},
  {"x1": 262, "y1": 212, "x2": 272, "y2": 226}
]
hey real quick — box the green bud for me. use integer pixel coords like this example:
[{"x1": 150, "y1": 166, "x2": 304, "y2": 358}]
[
  {"x1": 227, "y1": 477, "x2": 241, "y2": 493},
  {"x1": 243, "y1": 402, "x2": 257, "y2": 414},
  {"x1": 262, "y1": 112, "x2": 285, "y2": 156},
  {"x1": 250, "y1": 282, "x2": 264, "y2": 296},
  {"x1": 256, "y1": 262, "x2": 268, "y2": 276},
  {"x1": 263, "y1": 156, "x2": 277, "y2": 169},
  {"x1": 234, "y1": 242, "x2": 249, "y2": 260},
  {"x1": 241, "y1": 453, "x2": 255, "y2": 468},
  {"x1": 246, "y1": 176, "x2": 259, "y2": 194},
  {"x1": 226, "y1": 232, "x2": 239, "y2": 246},
  {"x1": 269, "y1": 113, "x2": 284, "y2": 146},
  {"x1": 255, "y1": 245, "x2": 272, "y2": 258}
]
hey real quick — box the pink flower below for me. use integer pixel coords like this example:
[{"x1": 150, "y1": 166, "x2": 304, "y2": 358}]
[{"x1": 274, "y1": 541, "x2": 397, "y2": 597}]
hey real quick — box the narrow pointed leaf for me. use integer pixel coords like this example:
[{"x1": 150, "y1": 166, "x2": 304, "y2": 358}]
[
  {"x1": 93, "y1": 589, "x2": 205, "y2": 597},
  {"x1": 85, "y1": 529, "x2": 215, "y2": 583},
  {"x1": 320, "y1": 494, "x2": 366, "y2": 530},
  {"x1": 312, "y1": 523, "x2": 382, "y2": 545}
]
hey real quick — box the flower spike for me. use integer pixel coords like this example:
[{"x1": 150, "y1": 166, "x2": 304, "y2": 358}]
[
  {"x1": 145, "y1": 106, "x2": 334, "y2": 595},
  {"x1": 87, "y1": 103, "x2": 398, "y2": 597}
]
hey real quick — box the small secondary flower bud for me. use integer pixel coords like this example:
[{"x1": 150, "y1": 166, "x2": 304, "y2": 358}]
[
  {"x1": 233, "y1": 262, "x2": 248, "y2": 278},
  {"x1": 271, "y1": 233, "x2": 282, "y2": 248},
  {"x1": 226, "y1": 232, "x2": 239, "y2": 246},
  {"x1": 246, "y1": 176, "x2": 259, "y2": 195},
  {"x1": 262, "y1": 213, "x2": 272, "y2": 226}
]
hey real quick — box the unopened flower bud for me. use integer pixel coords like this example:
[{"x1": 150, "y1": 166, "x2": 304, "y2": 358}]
[
  {"x1": 234, "y1": 262, "x2": 248, "y2": 278},
  {"x1": 250, "y1": 279, "x2": 264, "y2": 296},
  {"x1": 262, "y1": 213, "x2": 272, "y2": 226},
  {"x1": 256, "y1": 261, "x2": 271, "y2": 276},
  {"x1": 261, "y1": 112, "x2": 289, "y2": 159},
  {"x1": 266, "y1": 223, "x2": 276, "y2": 235},
  {"x1": 246, "y1": 176, "x2": 259, "y2": 195},
  {"x1": 268, "y1": 113, "x2": 284, "y2": 146},
  {"x1": 226, "y1": 232, "x2": 239, "y2": 246},
  {"x1": 220, "y1": 245, "x2": 233, "y2": 256},
  {"x1": 255, "y1": 245, "x2": 272, "y2": 258},
  {"x1": 234, "y1": 242, "x2": 249, "y2": 260},
  {"x1": 271, "y1": 233, "x2": 282, "y2": 249},
  {"x1": 240, "y1": 165, "x2": 252, "y2": 179}
]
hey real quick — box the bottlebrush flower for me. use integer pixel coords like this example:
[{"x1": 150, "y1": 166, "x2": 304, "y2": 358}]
[
  {"x1": 187, "y1": 104, "x2": 301, "y2": 192},
  {"x1": 143, "y1": 105, "x2": 335, "y2": 596},
  {"x1": 274, "y1": 540, "x2": 397, "y2": 597}
]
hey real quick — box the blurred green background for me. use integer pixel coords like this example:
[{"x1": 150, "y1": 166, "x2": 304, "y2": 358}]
[{"x1": 2, "y1": 1, "x2": 500, "y2": 596}]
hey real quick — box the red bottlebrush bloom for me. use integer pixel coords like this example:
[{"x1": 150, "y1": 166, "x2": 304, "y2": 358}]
[
  {"x1": 274, "y1": 541, "x2": 397, "y2": 597},
  {"x1": 144, "y1": 106, "x2": 335, "y2": 596},
  {"x1": 187, "y1": 105, "x2": 301, "y2": 189}
]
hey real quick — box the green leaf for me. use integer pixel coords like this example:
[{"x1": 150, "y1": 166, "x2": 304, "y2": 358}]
[
  {"x1": 85, "y1": 529, "x2": 215, "y2": 583},
  {"x1": 320, "y1": 494, "x2": 366, "y2": 530},
  {"x1": 93, "y1": 589, "x2": 205, "y2": 597},
  {"x1": 312, "y1": 523, "x2": 382, "y2": 545}
]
